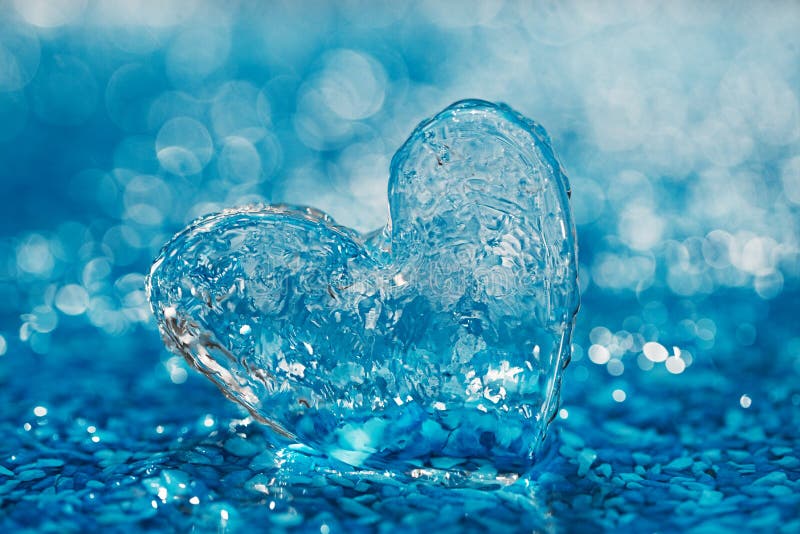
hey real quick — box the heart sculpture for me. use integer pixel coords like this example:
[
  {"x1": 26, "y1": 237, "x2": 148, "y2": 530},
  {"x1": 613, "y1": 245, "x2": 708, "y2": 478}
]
[{"x1": 146, "y1": 100, "x2": 579, "y2": 476}]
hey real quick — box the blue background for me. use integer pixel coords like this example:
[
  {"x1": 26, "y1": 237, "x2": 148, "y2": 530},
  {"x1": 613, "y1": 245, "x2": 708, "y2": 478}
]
[{"x1": 1, "y1": 1, "x2": 798, "y2": 532}]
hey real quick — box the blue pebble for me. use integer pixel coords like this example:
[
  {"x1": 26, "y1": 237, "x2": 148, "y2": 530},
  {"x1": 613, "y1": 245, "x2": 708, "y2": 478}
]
[
  {"x1": 17, "y1": 470, "x2": 47, "y2": 482},
  {"x1": 664, "y1": 457, "x2": 694, "y2": 471}
]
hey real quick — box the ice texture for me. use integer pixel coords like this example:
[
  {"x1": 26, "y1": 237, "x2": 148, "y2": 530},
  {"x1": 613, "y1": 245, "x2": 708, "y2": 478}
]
[{"x1": 146, "y1": 100, "x2": 579, "y2": 475}]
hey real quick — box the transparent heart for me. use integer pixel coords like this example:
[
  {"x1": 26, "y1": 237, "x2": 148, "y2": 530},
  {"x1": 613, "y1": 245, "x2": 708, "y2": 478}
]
[{"x1": 146, "y1": 100, "x2": 579, "y2": 477}]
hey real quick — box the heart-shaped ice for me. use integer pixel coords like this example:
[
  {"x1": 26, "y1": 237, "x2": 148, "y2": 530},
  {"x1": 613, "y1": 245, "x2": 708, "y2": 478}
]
[{"x1": 146, "y1": 100, "x2": 579, "y2": 475}]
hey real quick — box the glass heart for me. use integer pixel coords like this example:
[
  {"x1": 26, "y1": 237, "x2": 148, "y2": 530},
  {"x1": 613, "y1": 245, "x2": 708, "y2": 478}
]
[{"x1": 146, "y1": 99, "x2": 579, "y2": 476}]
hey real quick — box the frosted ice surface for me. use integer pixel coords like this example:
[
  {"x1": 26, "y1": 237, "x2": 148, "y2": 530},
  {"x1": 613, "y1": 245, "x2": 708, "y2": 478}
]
[{"x1": 147, "y1": 100, "x2": 579, "y2": 474}]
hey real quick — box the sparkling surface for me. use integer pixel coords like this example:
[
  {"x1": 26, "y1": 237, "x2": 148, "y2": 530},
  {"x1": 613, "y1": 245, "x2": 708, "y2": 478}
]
[{"x1": 1, "y1": 1, "x2": 799, "y2": 532}]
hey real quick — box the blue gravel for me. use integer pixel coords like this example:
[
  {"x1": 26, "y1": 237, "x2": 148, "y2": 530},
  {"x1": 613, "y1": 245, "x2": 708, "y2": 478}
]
[{"x1": 1, "y1": 291, "x2": 797, "y2": 531}]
